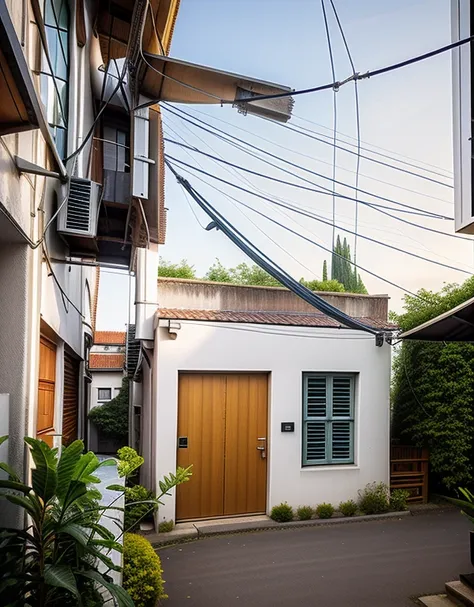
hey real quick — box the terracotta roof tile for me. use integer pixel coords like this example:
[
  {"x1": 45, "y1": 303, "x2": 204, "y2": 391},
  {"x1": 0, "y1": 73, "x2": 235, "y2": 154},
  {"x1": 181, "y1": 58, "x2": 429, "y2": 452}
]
[
  {"x1": 94, "y1": 331, "x2": 126, "y2": 345},
  {"x1": 158, "y1": 308, "x2": 397, "y2": 331},
  {"x1": 89, "y1": 353, "x2": 125, "y2": 370}
]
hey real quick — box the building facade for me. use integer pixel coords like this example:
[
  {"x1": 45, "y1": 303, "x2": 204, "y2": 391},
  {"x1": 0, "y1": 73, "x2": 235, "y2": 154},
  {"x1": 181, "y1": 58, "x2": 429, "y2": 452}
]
[{"x1": 141, "y1": 279, "x2": 393, "y2": 524}]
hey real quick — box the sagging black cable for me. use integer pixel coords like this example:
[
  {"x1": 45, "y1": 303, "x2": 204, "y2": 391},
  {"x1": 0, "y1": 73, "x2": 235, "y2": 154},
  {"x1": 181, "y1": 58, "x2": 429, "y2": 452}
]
[{"x1": 165, "y1": 160, "x2": 380, "y2": 336}]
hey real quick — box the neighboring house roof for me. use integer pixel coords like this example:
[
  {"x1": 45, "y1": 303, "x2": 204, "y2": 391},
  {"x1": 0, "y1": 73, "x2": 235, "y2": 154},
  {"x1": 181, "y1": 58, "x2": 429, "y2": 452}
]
[
  {"x1": 89, "y1": 353, "x2": 125, "y2": 370},
  {"x1": 158, "y1": 308, "x2": 397, "y2": 331},
  {"x1": 94, "y1": 331, "x2": 126, "y2": 345}
]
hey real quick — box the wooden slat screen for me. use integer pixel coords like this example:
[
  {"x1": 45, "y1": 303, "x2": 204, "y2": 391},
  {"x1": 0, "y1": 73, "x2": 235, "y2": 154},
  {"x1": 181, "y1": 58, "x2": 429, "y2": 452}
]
[{"x1": 63, "y1": 352, "x2": 79, "y2": 446}]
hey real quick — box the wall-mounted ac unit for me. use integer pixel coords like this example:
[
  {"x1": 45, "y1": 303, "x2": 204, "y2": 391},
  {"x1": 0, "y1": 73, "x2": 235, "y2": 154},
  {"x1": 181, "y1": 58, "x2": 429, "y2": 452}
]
[{"x1": 58, "y1": 178, "x2": 101, "y2": 238}]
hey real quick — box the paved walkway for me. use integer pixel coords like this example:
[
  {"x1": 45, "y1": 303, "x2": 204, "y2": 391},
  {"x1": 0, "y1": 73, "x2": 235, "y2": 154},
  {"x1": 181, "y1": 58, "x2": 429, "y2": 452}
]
[{"x1": 160, "y1": 511, "x2": 471, "y2": 607}]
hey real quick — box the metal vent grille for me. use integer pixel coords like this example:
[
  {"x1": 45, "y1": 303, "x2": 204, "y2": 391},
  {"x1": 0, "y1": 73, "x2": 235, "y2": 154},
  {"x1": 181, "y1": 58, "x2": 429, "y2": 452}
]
[{"x1": 66, "y1": 179, "x2": 92, "y2": 232}]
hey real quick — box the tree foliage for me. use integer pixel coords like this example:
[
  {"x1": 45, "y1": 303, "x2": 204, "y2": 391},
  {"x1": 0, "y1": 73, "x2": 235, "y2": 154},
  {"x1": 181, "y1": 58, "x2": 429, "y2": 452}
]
[
  {"x1": 328, "y1": 235, "x2": 367, "y2": 294},
  {"x1": 299, "y1": 278, "x2": 345, "y2": 293},
  {"x1": 392, "y1": 277, "x2": 474, "y2": 491},
  {"x1": 158, "y1": 258, "x2": 196, "y2": 279},
  {"x1": 88, "y1": 377, "x2": 129, "y2": 442}
]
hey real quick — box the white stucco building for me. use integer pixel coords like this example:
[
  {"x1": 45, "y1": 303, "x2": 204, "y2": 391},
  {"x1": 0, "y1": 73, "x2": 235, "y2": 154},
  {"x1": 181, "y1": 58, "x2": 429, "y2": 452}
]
[{"x1": 136, "y1": 278, "x2": 393, "y2": 524}]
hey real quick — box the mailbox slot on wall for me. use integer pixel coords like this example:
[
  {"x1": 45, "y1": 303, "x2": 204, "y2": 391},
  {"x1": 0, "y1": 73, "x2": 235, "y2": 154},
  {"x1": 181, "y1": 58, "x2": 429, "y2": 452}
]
[
  {"x1": 178, "y1": 436, "x2": 188, "y2": 448},
  {"x1": 281, "y1": 422, "x2": 295, "y2": 433}
]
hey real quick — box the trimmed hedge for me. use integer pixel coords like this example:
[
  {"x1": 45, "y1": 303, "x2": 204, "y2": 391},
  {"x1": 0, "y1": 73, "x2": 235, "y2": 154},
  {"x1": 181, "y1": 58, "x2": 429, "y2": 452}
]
[{"x1": 123, "y1": 533, "x2": 167, "y2": 607}]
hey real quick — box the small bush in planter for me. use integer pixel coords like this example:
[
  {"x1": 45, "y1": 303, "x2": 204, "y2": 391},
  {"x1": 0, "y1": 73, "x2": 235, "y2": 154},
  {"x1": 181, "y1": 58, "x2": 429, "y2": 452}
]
[
  {"x1": 390, "y1": 489, "x2": 410, "y2": 511},
  {"x1": 339, "y1": 499, "x2": 358, "y2": 517},
  {"x1": 296, "y1": 505, "x2": 314, "y2": 521},
  {"x1": 123, "y1": 533, "x2": 167, "y2": 606},
  {"x1": 358, "y1": 481, "x2": 390, "y2": 515},
  {"x1": 270, "y1": 502, "x2": 294, "y2": 522},
  {"x1": 158, "y1": 519, "x2": 174, "y2": 533},
  {"x1": 316, "y1": 503, "x2": 334, "y2": 519}
]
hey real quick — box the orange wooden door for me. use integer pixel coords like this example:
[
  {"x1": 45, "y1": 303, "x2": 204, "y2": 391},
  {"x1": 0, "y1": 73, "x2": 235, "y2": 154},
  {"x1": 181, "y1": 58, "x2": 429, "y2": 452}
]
[
  {"x1": 224, "y1": 374, "x2": 268, "y2": 516},
  {"x1": 176, "y1": 374, "x2": 226, "y2": 520},
  {"x1": 37, "y1": 337, "x2": 56, "y2": 446},
  {"x1": 176, "y1": 373, "x2": 268, "y2": 521}
]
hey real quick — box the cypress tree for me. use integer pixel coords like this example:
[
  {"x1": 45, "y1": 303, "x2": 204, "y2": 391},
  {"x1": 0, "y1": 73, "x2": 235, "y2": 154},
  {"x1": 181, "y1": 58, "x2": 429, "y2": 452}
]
[{"x1": 322, "y1": 260, "x2": 328, "y2": 282}]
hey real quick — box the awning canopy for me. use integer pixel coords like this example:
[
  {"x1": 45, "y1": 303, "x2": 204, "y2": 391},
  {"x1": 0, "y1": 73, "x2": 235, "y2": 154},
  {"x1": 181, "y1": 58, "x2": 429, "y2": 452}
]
[
  {"x1": 139, "y1": 53, "x2": 294, "y2": 123},
  {"x1": 400, "y1": 296, "x2": 474, "y2": 341}
]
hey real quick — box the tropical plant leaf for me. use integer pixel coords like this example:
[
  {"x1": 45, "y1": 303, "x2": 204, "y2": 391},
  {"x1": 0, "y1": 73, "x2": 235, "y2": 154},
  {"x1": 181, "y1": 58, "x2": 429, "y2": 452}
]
[
  {"x1": 24, "y1": 438, "x2": 58, "y2": 503},
  {"x1": 63, "y1": 480, "x2": 88, "y2": 510},
  {"x1": 90, "y1": 522, "x2": 115, "y2": 541},
  {"x1": 72, "y1": 452, "x2": 97, "y2": 483},
  {"x1": 0, "y1": 436, "x2": 8, "y2": 448},
  {"x1": 106, "y1": 484, "x2": 125, "y2": 492},
  {"x1": 58, "y1": 523, "x2": 89, "y2": 547},
  {"x1": 4, "y1": 494, "x2": 39, "y2": 519},
  {"x1": 0, "y1": 479, "x2": 31, "y2": 493},
  {"x1": 98, "y1": 458, "x2": 117, "y2": 468},
  {"x1": 76, "y1": 569, "x2": 134, "y2": 607},
  {"x1": 44, "y1": 565, "x2": 81, "y2": 604},
  {"x1": 57, "y1": 440, "x2": 84, "y2": 502},
  {"x1": 0, "y1": 462, "x2": 20, "y2": 482}
]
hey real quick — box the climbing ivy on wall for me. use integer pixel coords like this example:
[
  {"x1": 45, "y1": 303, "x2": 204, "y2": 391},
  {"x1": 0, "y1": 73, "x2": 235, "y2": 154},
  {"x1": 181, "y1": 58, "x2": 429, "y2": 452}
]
[
  {"x1": 88, "y1": 376, "x2": 129, "y2": 443},
  {"x1": 391, "y1": 277, "x2": 474, "y2": 491}
]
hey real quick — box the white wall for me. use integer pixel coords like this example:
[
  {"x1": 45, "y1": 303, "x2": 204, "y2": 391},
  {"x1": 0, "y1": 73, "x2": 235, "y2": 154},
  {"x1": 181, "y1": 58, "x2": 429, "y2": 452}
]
[
  {"x1": 155, "y1": 321, "x2": 391, "y2": 522},
  {"x1": 90, "y1": 371, "x2": 124, "y2": 410}
]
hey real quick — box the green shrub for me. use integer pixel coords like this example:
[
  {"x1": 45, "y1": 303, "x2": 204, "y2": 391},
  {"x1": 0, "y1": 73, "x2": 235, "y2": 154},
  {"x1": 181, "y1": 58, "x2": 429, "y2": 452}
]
[
  {"x1": 296, "y1": 505, "x2": 313, "y2": 521},
  {"x1": 390, "y1": 489, "x2": 410, "y2": 511},
  {"x1": 158, "y1": 520, "x2": 174, "y2": 533},
  {"x1": 123, "y1": 533, "x2": 167, "y2": 606},
  {"x1": 117, "y1": 446, "x2": 144, "y2": 478},
  {"x1": 270, "y1": 502, "x2": 294, "y2": 522},
  {"x1": 88, "y1": 377, "x2": 129, "y2": 441},
  {"x1": 358, "y1": 482, "x2": 390, "y2": 514},
  {"x1": 315, "y1": 503, "x2": 334, "y2": 519},
  {"x1": 339, "y1": 499, "x2": 358, "y2": 517},
  {"x1": 125, "y1": 484, "x2": 157, "y2": 531}
]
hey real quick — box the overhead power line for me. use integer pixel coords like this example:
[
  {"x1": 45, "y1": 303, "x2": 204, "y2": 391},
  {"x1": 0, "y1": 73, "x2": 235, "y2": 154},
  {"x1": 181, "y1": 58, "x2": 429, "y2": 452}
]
[
  {"x1": 164, "y1": 153, "x2": 473, "y2": 243},
  {"x1": 228, "y1": 35, "x2": 474, "y2": 104},
  {"x1": 166, "y1": 159, "x2": 422, "y2": 300},
  {"x1": 162, "y1": 105, "x2": 452, "y2": 218},
  {"x1": 164, "y1": 137, "x2": 452, "y2": 220},
  {"x1": 172, "y1": 160, "x2": 471, "y2": 276},
  {"x1": 168, "y1": 105, "x2": 453, "y2": 205},
  {"x1": 293, "y1": 114, "x2": 453, "y2": 179}
]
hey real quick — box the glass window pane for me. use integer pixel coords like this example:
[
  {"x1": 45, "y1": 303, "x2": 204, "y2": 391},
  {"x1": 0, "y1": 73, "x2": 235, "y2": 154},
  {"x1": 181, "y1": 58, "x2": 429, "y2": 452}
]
[
  {"x1": 57, "y1": 0, "x2": 69, "y2": 29},
  {"x1": 59, "y1": 31, "x2": 69, "y2": 68},
  {"x1": 44, "y1": 0, "x2": 55, "y2": 26}
]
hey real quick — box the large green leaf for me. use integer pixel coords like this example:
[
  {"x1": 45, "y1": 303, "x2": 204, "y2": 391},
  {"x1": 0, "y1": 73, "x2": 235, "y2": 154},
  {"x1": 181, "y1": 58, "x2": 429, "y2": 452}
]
[
  {"x1": 106, "y1": 484, "x2": 125, "y2": 492},
  {"x1": 0, "y1": 462, "x2": 20, "y2": 482},
  {"x1": 58, "y1": 523, "x2": 89, "y2": 547},
  {"x1": 0, "y1": 436, "x2": 8, "y2": 448},
  {"x1": 76, "y1": 569, "x2": 134, "y2": 607},
  {"x1": 57, "y1": 441, "x2": 84, "y2": 502},
  {"x1": 24, "y1": 438, "x2": 58, "y2": 503},
  {"x1": 63, "y1": 480, "x2": 88, "y2": 510},
  {"x1": 4, "y1": 494, "x2": 39, "y2": 520},
  {"x1": 0, "y1": 479, "x2": 31, "y2": 493},
  {"x1": 44, "y1": 565, "x2": 81, "y2": 605},
  {"x1": 73, "y1": 452, "x2": 100, "y2": 484}
]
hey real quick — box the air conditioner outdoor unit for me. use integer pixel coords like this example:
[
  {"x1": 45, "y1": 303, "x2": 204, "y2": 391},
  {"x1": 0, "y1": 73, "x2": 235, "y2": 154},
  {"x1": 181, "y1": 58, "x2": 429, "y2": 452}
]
[{"x1": 57, "y1": 177, "x2": 101, "y2": 238}]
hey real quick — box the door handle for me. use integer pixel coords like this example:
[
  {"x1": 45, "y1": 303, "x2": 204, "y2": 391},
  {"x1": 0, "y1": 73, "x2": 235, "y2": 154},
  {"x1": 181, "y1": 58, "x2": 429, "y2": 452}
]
[
  {"x1": 256, "y1": 445, "x2": 266, "y2": 459},
  {"x1": 256, "y1": 446, "x2": 265, "y2": 450}
]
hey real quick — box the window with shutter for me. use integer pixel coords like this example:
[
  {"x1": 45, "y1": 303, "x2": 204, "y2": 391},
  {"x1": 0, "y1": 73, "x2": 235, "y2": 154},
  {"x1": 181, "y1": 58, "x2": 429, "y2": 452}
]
[{"x1": 303, "y1": 374, "x2": 355, "y2": 466}]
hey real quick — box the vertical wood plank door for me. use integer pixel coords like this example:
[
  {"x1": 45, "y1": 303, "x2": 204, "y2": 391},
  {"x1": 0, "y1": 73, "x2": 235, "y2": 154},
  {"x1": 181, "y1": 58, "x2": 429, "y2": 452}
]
[
  {"x1": 224, "y1": 374, "x2": 268, "y2": 516},
  {"x1": 176, "y1": 373, "x2": 268, "y2": 521},
  {"x1": 176, "y1": 374, "x2": 226, "y2": 521},
  {"x1": 37, "y1": 337, "x2": 56, "y2": 446}
]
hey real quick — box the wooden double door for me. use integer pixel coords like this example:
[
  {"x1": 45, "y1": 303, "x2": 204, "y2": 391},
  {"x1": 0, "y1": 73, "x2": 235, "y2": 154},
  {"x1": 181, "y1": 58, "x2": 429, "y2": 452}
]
[{"x1": 176, "y1": 373, "x2": 268, "y2": 521}]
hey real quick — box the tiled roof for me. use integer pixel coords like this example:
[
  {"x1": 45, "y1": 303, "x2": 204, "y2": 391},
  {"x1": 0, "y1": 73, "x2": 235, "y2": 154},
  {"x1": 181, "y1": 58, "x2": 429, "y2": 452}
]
[
  {"x1": 94, "y1": 331, "x2": 126, "y2": 345},
  {"x1": 89, "y1": 353, "x2": 125, "y2": 370},
  {"x1": 158, "y1": 309, "x2": 397, "y2": 331}
]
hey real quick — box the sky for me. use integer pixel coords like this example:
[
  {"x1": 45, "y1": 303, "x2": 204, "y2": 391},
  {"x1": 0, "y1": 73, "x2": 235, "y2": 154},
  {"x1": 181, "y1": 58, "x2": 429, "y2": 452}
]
[{"x1": 96, "y1": 0, "x2": 470, "y2": 331}]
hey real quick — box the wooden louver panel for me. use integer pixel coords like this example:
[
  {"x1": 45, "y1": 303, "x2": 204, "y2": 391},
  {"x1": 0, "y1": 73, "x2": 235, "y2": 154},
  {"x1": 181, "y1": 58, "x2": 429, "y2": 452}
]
[{"x1": 63, "y1": 352, "x2": 79, "y2": 446}]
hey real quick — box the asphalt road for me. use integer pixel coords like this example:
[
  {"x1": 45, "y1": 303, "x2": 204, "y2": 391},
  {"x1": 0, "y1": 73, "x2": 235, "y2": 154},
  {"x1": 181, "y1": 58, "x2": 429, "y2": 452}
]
[{"x1": 160, "y1": 511, "x2": 471, "y2": 607}]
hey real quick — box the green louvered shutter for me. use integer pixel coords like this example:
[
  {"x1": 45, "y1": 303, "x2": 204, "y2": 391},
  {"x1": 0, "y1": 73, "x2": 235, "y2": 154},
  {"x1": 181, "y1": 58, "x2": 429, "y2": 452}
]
[{"x1": 303, "y1": 374, "x2": 354, "y2": 466}]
